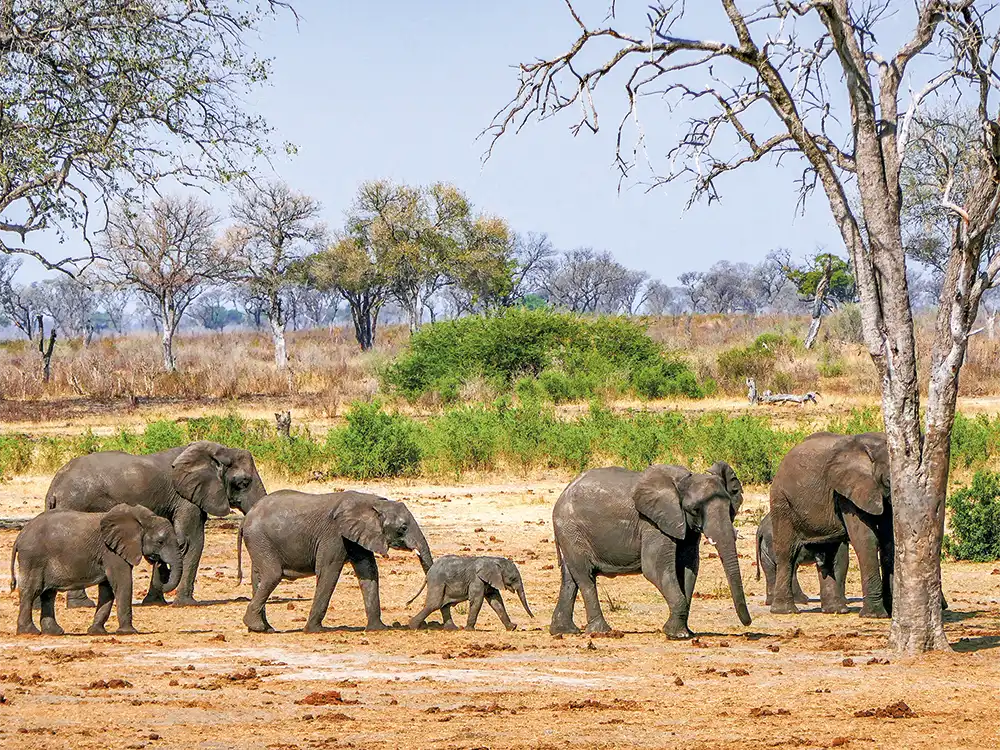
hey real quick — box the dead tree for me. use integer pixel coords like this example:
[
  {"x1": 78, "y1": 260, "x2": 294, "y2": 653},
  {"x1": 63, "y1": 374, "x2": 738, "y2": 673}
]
[
  {"x1": 804, "y1": 259, "x2": 833, "y2": 350},
  {"x1": 37, "y1": 315, "x2": 56, "y2": 384},
  {"x1": 485, "y1": 1, "x2": 1000, "y2": 654},
  {"x1": 746, "y1": 377, "x2": 759, "y2": 406},
  {"x1": 759, "y1": 390, "x2": 819, "y2": 406},
  {"x1": 275, "y1": 411, "x2": 292, "y2": 439}
]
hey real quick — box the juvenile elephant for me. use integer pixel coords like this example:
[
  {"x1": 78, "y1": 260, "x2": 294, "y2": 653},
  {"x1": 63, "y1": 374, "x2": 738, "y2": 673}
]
[
  {"x1": 551, "y1": 461, "x2": 751, "y2": 638},
  {"x1": 11, "y1": 504, "x2": 183, "y2": 635},
  {"x1": 46, "y1": 441, "x2": 266, "y2": 607},
  {"x1": 769, "y1": 431, "x2": 893, "y2": 617},
  {"x1": 407, "y1": 555, "x2": 533, "y2": 631},
  {"x1": 755, "y1": 511, "x2": 849, "y2": 610},
  {"x1": 238, "y1": 490, "x2": 433, "y2": 633}
]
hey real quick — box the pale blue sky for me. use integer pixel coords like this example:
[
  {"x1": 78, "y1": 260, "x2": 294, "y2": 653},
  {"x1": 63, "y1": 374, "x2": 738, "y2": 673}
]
[{"x1": 24, "y1": 1, "x2": 844, "y2": 283}]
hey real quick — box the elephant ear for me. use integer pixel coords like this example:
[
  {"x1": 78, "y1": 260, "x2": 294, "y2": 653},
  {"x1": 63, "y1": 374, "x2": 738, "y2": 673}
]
[
  {"x1": 476, "y1": 559, "x2": 505, "y2": 590},
  {"x1": 632, "y1": 465, "x2": 687, "y2": 540},
  {"x1": 171, "y1": 442, "x2": 232, "y2": 516},
  {"x1": 332, "y1": 498, "x2": 389, "y2": 557},
  {"x1": 128, "y1": 504, "x2": 160, "y2": 529},
  {"x1": 708, "y1": 461, "x2": 744, "y2": 518},
  {"x1": 100, "y1": 504, "x2": 144, "y2": 566},
  {"x1": 828, "y1": 439, "x2": 884, "y2": 515}
]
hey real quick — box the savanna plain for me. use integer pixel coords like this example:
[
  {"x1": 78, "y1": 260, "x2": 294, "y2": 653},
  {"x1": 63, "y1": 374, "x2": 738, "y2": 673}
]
[{"x1": 0, "y1": 316, "x2": 999, "y2": 750}]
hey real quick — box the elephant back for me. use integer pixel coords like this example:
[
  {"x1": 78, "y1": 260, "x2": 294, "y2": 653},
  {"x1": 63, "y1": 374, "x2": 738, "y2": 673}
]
[{"x1": 45, "y1": 451, "x2": 169, "y2": 513}]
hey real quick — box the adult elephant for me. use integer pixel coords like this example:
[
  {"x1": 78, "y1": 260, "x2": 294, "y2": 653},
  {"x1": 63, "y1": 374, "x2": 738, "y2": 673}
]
[
  {"x1": 550, "y1": 461, "x2": 751, "y2": 638},
  {"x1": 45, "y1": 441, "x2": 266, "y2": 607},
  {"x1": 768, "y1": 431, "x2": 893, "y2": 617},
  {"x1": 238, "y1": 490, "x2": 434, "y2": 633}
]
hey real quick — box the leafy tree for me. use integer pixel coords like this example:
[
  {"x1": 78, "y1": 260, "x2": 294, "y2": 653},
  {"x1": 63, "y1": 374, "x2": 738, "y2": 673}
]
[
  {"x1": 782, "y1": 251, "x2": 856, "y2": 348},
  {"x1": 0, "y1": 1, "x2": 296, "y2": 271},
  {"x1": 227, "y1": 180, "x2": 326, "y2": 368}
]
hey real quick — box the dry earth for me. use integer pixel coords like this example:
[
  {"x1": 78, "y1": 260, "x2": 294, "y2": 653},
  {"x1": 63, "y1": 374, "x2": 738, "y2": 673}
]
[{"x1": 0, "y1": 477, "x2": 998, "y2": 750}]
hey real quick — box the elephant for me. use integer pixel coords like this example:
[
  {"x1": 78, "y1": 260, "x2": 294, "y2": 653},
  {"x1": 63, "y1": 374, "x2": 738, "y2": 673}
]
[
  {"x1": 768, "y1": 431, "x2": 893, "y2": 617},
  {"x1": 11, "y1": 504, "x2": 184, "y2": 635},
  {"x1": 755, "y1": 511, "x2": 849, "y2": 609},
  {"x1": 406, "y1": 555, "x2": 533, "y2": 631},
  {"x1": 237, "y1": 489, "x2": 434, "y2": 633},
  {"x1": 550, "y1": 461, "x2": 752, "y2": 638},
  {"x1": 45, "y1": 441, "x2": 266, "y2": 608}
]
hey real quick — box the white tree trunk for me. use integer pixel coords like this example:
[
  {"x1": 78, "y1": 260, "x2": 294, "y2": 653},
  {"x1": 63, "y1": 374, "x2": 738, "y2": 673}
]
[
  {"x1": 271, "y1": 316, "x2": 287, "y2": 369},
  {"x1": 160, "y1": 301, "x2": 177, "y2": 372}
]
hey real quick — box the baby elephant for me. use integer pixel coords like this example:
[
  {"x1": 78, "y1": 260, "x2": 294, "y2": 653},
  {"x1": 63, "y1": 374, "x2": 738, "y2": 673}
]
[
  {"x1": 407, "y1": 555, "x2": 533, "y2": 631},
  {"x1": 10, "y1": 504, "x2": 184, "y2": 636}
]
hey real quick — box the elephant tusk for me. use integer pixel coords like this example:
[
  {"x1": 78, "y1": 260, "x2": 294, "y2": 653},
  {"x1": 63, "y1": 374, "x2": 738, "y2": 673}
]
[{"x1": 706, "y1": 536, "x2": 716, "y2": 546}]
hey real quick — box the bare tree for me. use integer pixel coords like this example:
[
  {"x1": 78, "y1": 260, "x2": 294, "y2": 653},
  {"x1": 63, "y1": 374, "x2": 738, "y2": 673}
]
[
  {"x1": 228, "y1": 180, "x2": 326, "y2": 368},
  {"x1": 751, "y1": 251, "x2": 793, "y2": 310},
  {"x1": 32, "y1": 275, "x2": 101, "y2": 344},
  {"x1": 641, "y1": 280, "x2": 675, "y2": 315},
  {"x1": 700, "y1": 261, "x2": 754, "y2": 313},
  {"x1": 0, "y1": 2, "x2": 296, "y2": 272},
  {"x1": 543, "y1": 248, "x2": 647, "y2": 313},
  {"x1": 0, "y1": 257, "x2": 37, "y2": 339},
  {"x1": 103, "y1": 196, "x2": 236, "y2": 371},
  {"x1": 486, "y1": 0, "x2": 1000, "y2": 654},
  {"x1": 677, "y1": 271, "x2": 707, "y2": 315}
]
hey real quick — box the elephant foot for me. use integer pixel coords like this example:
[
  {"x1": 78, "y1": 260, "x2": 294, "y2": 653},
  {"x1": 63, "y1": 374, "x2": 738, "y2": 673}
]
[
  {"x1": 794, "y1": 594, "x2": 811, "y2": 605},
  {"x1": 406, "y1": 619, "x2": 424, "y2": 631},
  {"x1": 764, "y1": 594, "x2": 773, "y2": 606},
  {"x1": 550, "y1": 621, "x2": 581, "y2": 635},
  {"x1": 505, "y1": 623, "x2": 518, "y2": 632},
  {"x1": 244, "y1": 613, "x2": 275, "y2": 633},
  {"x1": 769, "y1": 601, "x2": 800, "y2": 615},
  {"x1": 584, "y1": 618, "x2": 612, "y2": 634},
  {"x1": 442, "y1": 620, "x2": 459, "y2": 631},
  {"x1": 303, "y1": 623, "x2": 333, "y2": 633},
  {"x1": 66, "y1": 593, "x2": 96, "y2": 609},
  {"x1": 365, "y1": 621, "x2": 388, "y2": 632},
  {"x1": 17, "y1": 623, "x2": 41, "y2": 636},
  {"x1": 821, "y1": 599, "x2": 851, "y2": 615},
  {"x1": 171, "y1": 596, "x2": 200, "y2": 608},
  {"x1": 663, "y1": 621, "x2": 694, "y2": 640},
  {"x1": 464, "y1": 625, "x2": 477, "y2": 631},
  {"x1": 139, "y1": 594, "x2": 168, "y2": 607},
  {"x1": 87, "y1": 625, "x2": 108, "y2": 636},
  {"x1": 115, "y1": 626, "x2": 139, "y2": 636},
  {"x1": 40, "y1": 621, "x2": 65, "y2": 636},
  {"x1": 247, "y1": 623, "x2": 276, "y2": 634},
  {"x1": 859, "y1": 604, "x2": 889, "y2": 619}
]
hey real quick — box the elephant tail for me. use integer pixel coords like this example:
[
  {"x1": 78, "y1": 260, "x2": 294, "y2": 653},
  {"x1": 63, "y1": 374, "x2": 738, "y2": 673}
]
[
  {"x1": 45, "y1": 490, "x2": 57, "y2": 511},
  {"x1": 236, "y1": 522, "x2": 244, "y2": 585},
  {"x1": 9, "y1": 539, "x2": 17, "y2": 593},
  {"x1": 754, "y1": 529, "x2": 761, "y2": 581},
  {"x1": 405, "y1": 579, "x2": 427, "y2": 607}
]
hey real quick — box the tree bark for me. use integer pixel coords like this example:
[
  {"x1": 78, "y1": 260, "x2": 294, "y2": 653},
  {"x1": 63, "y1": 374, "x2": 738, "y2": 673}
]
[
  {"x1": 269, "y1": 295, "x2": 287, "y2": 369},
  {"x1": 160, "y1": 300, "x2": 177, "y2": 372}
]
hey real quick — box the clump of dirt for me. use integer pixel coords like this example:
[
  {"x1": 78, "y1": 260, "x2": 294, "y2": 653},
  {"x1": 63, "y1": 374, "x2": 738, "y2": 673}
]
[
  {"x1": 295, "y1": 691, "x2": 359, "y2": 706},
  {"x1": 315, "y1": 712, "x2": 354, "y2": 722},
  {"x1": 455, "y1": 643, "x2": 517, "y2": 658},
  {"x1": 42, "y1": 649, "x2": 103, "y2": 663},
  {"x1": 842, "y1": 658, "x2": 856, "y2": 667},
  {"x1": 767, "y1": 644, "x2": 780, "y2": 652},
  {"x1": 674, "y1": 676, "x2": 684, "y2": 686},
  {"x1": 691, "y1": 638, "x2": 708, "y2": 648},
  {"x1": 854, "y1": 701, "x2": 916, "y2": 719},
  {"x1": 750, "y1": 707, "x2": 791, "y2": 717},
  {"x1": 210, "y1": 633, "x2": 226, "y2": 642},
  {"x1": 589, "y1": 630, "x2": 625, "y2": 639},
  {"x1": 0, "y1": 672, "x2": 48, "y2": 686},
  {"x1": 722, "y1": 668, "x2": 750, "y2": 677},
  {"x1": 549, "y1": 699, "x2": 644, "y2": 711},
  {"x1": 867, "y1": 658, "x2": 890, "y2": 665},
  {"x1": 830, "y1": 739, "x2": 850, "y2": 747},
  {"x1": 222, "y1": 668, "x2": 258, "y2": 682},
  {"x1": 85, "y1": 679, "x2": 132, "y2": 689}
]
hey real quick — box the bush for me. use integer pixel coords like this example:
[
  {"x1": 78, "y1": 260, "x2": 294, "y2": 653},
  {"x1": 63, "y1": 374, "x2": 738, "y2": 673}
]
[
  {"x1": 0, "y1": 434, "x2": 33, "y2": 480},
  {"x1": 826, "y1": 303, "x2": 864, "y2": 344},
  {"x1": 384, "y1": 308, "x2": 703, "y2": 403},
  {"x1": 944, "y1": 471, "x2": 1000, "y2": 561},
  {"x1": 142, "y1": 420, "x2": 187, "y2": 454},
  {"x1": 716, "y1": 343, "x2": 776, "y2": 389},
  {"x1": 817, "y1": 344, "x2": 846, "y2": 377},
  {"x1": 330, "y1": 401, "x2": 422, "y2": 479},
  {"x1": 950, "y1": 413, "x2": 993, "y2": 469},
  {"x1": 425, "y1": 405, "x2": 502, "y2": 474}
]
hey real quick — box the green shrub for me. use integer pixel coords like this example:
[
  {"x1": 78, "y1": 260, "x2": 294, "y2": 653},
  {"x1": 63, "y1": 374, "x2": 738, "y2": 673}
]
[
  {"x1": 330, "y1": 401, "x2": 422, "y2": 479},
  {"x1": 817, "y1": 344, "x2": 846, "y2": 377},
  {"x1": 950, "y1": 413, "x2": 993, "y2": 469},
  {"x1": 826, "y1": 303, "x2": 864, "y2": 344},
  {"x1": 426, "y1": 406, "x2": 502, "y2": 474},
  {"x1": 142, "y1": 420, "x2": 188, "y2": 454},
  {"x1": 825, "y1": 407, "x2": 883, "y2": 436},
  {"x1": 944, "y1": 471, "x2": 1000, "y2": 561},
  {"x1": 0, "y1": 434, "x2": 33, "y2": 480},
  {"x1": 689, "y1": 414, "x2": 803, "y2": 484},
  {"x1": 716, "y1": 343, "x2": 776, "y2": 389},
  {"x1": 384, "y1": 308, "x2": 702, "y2": 403}
]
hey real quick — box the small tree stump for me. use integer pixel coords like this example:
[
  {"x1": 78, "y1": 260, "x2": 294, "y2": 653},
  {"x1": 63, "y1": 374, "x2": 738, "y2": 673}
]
[{"x1": 275, "y1": 410, "x2": 292, "y2": 438}]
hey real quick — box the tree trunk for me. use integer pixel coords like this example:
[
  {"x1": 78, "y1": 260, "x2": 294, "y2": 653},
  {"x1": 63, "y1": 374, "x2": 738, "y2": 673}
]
[
  {"x1": 348, "y1": 296, "x2": 376, "y2": 351},
  {"x1": 803, "y1": 266, "x2": 830, "y2": 350},
  {"x1": 160, "y1": 301, "x2": 177, "y2": 372},
  {"x1": 269, "y1": 296, "x2": 287, "y2": 369},
  {"x1": 37, "y1": 315, "x2": 55, "y2": 384}
]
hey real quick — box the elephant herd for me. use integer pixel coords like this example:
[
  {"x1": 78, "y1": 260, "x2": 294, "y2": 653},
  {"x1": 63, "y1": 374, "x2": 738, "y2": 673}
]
[{"x1": 7, "y1": 429, "x2": 914, "y2": 638}]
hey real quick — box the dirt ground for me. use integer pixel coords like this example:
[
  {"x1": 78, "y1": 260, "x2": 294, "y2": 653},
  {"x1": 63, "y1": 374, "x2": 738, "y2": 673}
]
[{"x1": 0, "y1": 477, "x2": 999, "y2": 750}]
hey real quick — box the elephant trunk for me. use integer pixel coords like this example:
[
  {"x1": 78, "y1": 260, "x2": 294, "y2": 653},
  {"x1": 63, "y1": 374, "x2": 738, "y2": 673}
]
[
  {"x1": 706, "y1": 508, "x2": 752, "y2": 627},
  {"x1": 161, "y1": 559, "x2": 182, "y2": 594},
  {"x1": 239, "y1": 474, "x2": 267, "y2": 514},
  {"x1": 516, "y1": 583, "x2": 533, "y2": 618},
  {"x1": 407, "y1": 527, "x2": 434, "y2": 574}
]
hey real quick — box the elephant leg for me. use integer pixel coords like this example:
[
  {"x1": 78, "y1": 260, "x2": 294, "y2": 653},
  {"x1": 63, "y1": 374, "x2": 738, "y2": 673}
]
[
  {"x1": 171, "y1": 509, "x2": 206, "y2": 606},
  {"x1": 550, "y1": 553, "x2": 582, "y2": 635},
  {"x1": 485, "y1": 589, "x2": 516, "y2": 631},
  {"x1": 141, "y1": 562, "x2": 171, "y2": 607},
  {"x1": 39, "y1": 589, "x2": 64, "y2": 636},
  {"x1": 243, "y1": 561, "x2": 281, "y2": 633},
  {"x1": 408, "y1": 582, "x2": 446, "y2": 630},
  {"x1": 251, "y1": 566, "x2": 260, "y2": 597},
  {"x1": 818, "y1": 543, "x2": 850, "y2": 614},
  {"x1": 88, "y1": 581, "x2": 115, "y2": 635},
  {"x1": 641, "y1": 534, "x2": 690, "y2": 639},
  {"x1": 878, "y1": 513, "x2": 894, "y2": 617},
  {"x1": 465, "y1": 581, "x2": 486, "y2": 630},
  {"x1": 679, "y1": 538, "x2": 700, "y2": 606},
  {"x1": 577, "y1": 568, "x2": 611, "y2": 633},
  {"x1": 112, "y1": 569, "x2": 137, "y2": 635},
  {"x1": 761, "y1": 548, "x2": 777, "y2": 606},
  {"x1": 349, "y1": 550, "x2": 386, "y2": 631},
  {"x1": 792, "y1": 564, "x2": 810, "y2": 604},
  {"x1": 66, "y1": 588, "x2": 96, "y2": 609},
  {"x1": 440, "y1": 604, "x2": 457, "y2": 630},
  {"x1": 770, "y1": 524, "x2": 800, "y2": 615},
  {"x1": 305, "y1": 563, "x2": 343, "y2": 633},
  {"x1": 843, "y1": 511, "x2": 887, "y2": 618},
  {"x1": 17, "y1": 578, "x2": 41, "y2": 635}
]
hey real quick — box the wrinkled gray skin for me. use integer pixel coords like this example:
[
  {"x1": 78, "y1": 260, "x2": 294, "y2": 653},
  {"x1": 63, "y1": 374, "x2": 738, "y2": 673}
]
[
  {"x1": 756, "y1": 511, "x2": 849, "y2": 609},
  {"x1": 45, "y1": 441, "x2": 266, "y2": 608},
  {"x1": 407, "y1": 555, "x2": 533, "y2": 631},
  {"x1": 11, "y1": 504, "x2": 183, "y2": 635},
  {"x1": 238, "y1": 490, "x2": 433, "y2": 633},
  {"x1": 550, "y1": 461, "x2": 751, "y2": 639},
  {"x1": 769, "y1": 432, "x2": 893, "y2": 618}
]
